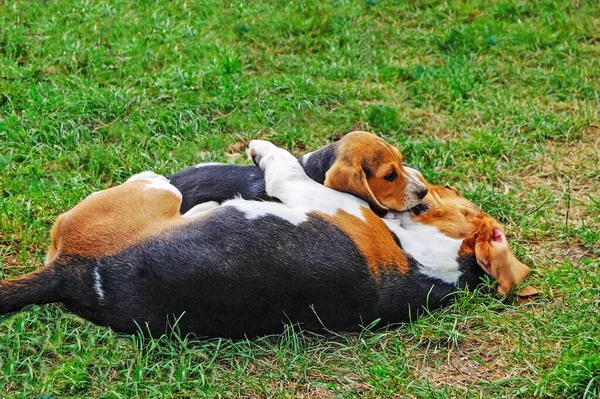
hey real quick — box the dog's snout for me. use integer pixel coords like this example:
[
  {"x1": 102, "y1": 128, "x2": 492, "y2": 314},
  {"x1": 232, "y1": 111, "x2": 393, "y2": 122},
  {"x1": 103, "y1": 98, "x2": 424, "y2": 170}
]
[{"x1": 417, "y1": 187, "x2": 428, "y2": 200}]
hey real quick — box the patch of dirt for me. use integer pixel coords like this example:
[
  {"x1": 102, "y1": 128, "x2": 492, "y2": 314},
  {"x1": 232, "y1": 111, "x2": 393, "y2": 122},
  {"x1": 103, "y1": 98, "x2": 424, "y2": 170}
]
[
  {"x1": 518, "y1": 126, "x2": 600, "y2": 201},
  {"x1": 419, "y1": 349, "x2": 498, "y2": 389},
  {"x1": 238, "y1": 369, "x2": 366, "y2": 398},
  {"x1": 415, "y1": 338, "x2": 535, "y2": 393},
  {"x1": 529, "y1": 241, "x2": 596, "y2": 265},
  {"x1": 226, "y1": 139, "x2": 252, "y2": 157},
  {"x1": 512, "y1": 128, "x2": 600, "y2": 256},
  {"x1": 403, "y1": 108, "x2": 462, "y2": 139},
  {"x1": 0, "y1": 246, "x2": 41, "y2": 276}
]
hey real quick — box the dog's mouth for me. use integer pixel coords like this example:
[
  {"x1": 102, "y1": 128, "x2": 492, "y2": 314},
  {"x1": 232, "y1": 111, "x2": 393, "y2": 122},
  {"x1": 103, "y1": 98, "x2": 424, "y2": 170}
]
[
  {"x1": 387, "y1": 203, "x2": 428, "y2": 217},
  {"x1": 382, "y1": 203, "x2": 429, "y2": 228},
  {"x1": 405, "y1": 202, "x2": 428, "y2": 216}
]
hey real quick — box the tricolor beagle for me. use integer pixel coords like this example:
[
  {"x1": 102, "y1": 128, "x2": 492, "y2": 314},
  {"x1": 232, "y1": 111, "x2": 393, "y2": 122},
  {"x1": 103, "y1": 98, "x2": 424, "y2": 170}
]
[
  {"x1": 170, "y1": 131, "x2": 428, "y2": 216},
  {"x1": 171, "y1": 132, "x2": 535, "y2": 298},
  {"x1": 0, "y1": 140, "x2": 533, "y2": 338}
]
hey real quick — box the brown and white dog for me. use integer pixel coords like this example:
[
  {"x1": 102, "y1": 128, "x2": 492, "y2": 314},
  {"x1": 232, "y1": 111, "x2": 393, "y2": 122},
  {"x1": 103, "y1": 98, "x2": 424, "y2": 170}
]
[
  {"x1": 170, "y1": 131, "x2": 428, "y2": 216},
  {"x1": 0, "y1": 136, "x2": 534, "y2": 338}
]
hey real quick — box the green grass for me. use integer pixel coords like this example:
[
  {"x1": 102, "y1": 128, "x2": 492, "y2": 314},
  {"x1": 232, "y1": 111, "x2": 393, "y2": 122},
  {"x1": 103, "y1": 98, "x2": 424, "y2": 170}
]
[{"x1": 1, "y1": 0, "x2": 599, "y2": 397}]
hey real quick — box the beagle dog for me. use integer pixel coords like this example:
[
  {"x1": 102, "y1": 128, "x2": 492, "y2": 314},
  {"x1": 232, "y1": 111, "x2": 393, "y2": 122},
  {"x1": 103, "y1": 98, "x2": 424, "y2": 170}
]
[
  {"x1": 170, "y1": 131, "x2": 428, "y2": 216},
  {"x1": 171, "y1": 133, "x2": 535, "y2": 297},
  {"x1": 0, "y1": 140, "x2": 533, "y2": 338}
]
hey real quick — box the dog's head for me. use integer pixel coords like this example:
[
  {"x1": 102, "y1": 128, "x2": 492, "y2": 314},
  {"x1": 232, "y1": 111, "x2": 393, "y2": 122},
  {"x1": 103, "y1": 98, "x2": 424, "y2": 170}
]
[
  {"x1": 407, "y1": 183, "x2": 534, "y2": 296},
  {"x1": 457, "y1": 215, "x2": 531, "y2": 296},
  {"x1": 302, "y1": 131, "x2": 427, "y2": 215}
]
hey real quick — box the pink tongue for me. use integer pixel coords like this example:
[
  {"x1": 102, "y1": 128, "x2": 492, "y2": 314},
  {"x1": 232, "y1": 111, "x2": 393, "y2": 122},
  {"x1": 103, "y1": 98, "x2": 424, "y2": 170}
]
[{"x1": 492, "y1": 228, "x2": 503, "y2": 242}]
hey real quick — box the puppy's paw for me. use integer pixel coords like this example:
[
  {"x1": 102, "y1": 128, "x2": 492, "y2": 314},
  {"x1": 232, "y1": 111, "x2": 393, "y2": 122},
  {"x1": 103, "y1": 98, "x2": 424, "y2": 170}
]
[
  {"x1": 246, "y1": 140, "x2": 278, "y2": 169},
  {"x1": 247, "y1": 140, "x2": 297, "y2": 171}
]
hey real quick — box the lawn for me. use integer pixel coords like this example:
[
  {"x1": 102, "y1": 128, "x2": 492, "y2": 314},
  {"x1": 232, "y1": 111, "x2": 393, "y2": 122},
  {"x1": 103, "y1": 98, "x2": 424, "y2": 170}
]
[{"x1": 1, "y1": 0, "x2": 599, "y2": 397}]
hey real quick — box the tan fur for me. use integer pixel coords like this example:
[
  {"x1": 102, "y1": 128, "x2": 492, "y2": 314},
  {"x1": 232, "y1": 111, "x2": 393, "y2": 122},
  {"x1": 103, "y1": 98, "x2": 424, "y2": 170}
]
[
  {"x1": 46, "y1": 214, "x2": 63, "y2": 264},
  {"x1": 316, "y1": 207, "x2": 408, "y2": 275},
  {"x1": 418, "y1": 183, "x2": 532, "y2": 295},
  {"x1": 325, "y1": 132, "x2": 420, "y2": 212},
  {"x1": 47, "y1": 179, "x2": 206, "y2": 259},
  {"x1": 412, "y1": 183, "x2": 483, "y2": 239}
]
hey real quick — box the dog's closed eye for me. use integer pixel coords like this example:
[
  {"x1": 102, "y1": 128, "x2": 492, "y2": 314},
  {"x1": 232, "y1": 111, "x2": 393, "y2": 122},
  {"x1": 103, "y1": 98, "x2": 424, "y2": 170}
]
[{"x1": 384, "y1": 171, "x2": 397, "y2": 182}]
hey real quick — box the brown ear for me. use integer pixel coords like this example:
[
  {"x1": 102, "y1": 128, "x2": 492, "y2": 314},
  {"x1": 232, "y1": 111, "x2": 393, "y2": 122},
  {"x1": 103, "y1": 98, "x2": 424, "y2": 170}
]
[
  {"x1": 324, "y1": 162, "x2": 389, "y2": 215},
  {"x1": 474, "y1": 226, "x2": 532, "y2": 295}
]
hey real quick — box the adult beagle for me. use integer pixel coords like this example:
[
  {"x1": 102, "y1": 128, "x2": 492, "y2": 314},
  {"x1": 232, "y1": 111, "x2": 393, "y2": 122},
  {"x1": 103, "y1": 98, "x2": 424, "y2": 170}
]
[
  {"x1": 171, "y1": 132, "x2": 535, "y2": 298},
  {"x1": 170, "y1": 131, "x2": 428, "y2": 216},
  {"x1": 0, "y1": 141, "x2": 533, "y2": 338}
]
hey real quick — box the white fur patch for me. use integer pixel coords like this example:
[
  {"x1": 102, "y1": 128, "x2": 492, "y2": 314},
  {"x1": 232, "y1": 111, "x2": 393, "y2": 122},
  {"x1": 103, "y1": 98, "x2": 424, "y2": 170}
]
[
  {"x1": 223, "y1": 199, "x2": 309, "y2": 226},
  {"x1": 274, "y1": 180, "x2": 368, "y2": 221},
  {"x1": 126, "y1": 171, "x2": 165, "y2": 183},
  {"x1": 94, "y1": 267, "x2": 105, "y2": 302},
  {"x1": 143, "y1": 178, "x2": 182, "y2": 199},
  {"x1": 299, "y1": 151, "x2": 313, "y2": 166},
  {"x1": 193, "y1": 162, "x2": 223, "y2": 168},
  {"x1": 399, "y1": 167, "x2": 427, "y2": 210},
  {"x1": 246, "y1": 140, "x2": 367, "y2": 221},
  {"x1": 384, "y1": 214, "x2": 463, "y2": 284},
  {"x1": 182, "y1": 201, "x2": 220, "y2": 218},
  {"x1": 404, "y1": 166, "x2": 423, "y2": 179},
  {"x1": 126, "y1": 171, "x2": 182, "y2": 199}
]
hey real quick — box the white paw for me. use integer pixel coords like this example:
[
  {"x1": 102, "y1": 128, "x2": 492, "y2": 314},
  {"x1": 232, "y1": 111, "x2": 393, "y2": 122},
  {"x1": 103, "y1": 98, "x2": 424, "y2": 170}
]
[
  {"x1": 246, "y1": 140, "x2": 277, "y2": 168},
  {"x1": 246, "y1": 140, "x2": 295, "y2": 170}
]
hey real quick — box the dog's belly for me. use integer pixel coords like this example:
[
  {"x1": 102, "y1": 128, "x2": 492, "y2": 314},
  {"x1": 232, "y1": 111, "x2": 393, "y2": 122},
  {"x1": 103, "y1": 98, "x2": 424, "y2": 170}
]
[
  {"x1": 76, "y1": 208, "x2": 381, "y2": 337},
  {"x1": 61, "y1": 207, "x2": 458, "y2": 338}
]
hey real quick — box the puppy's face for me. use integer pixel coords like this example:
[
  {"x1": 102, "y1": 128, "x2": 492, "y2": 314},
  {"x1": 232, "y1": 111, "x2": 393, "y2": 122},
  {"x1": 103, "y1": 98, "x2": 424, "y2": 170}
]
[{"x1": 324, "y1": 132, "x2": 427, "y2": 214}]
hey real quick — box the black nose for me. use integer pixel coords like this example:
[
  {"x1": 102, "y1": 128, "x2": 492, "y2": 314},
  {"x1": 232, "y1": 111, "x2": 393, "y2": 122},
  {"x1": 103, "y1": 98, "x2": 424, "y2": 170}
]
[{"x1": 417, "y1": 188, "x2": 428, "y2": 200}]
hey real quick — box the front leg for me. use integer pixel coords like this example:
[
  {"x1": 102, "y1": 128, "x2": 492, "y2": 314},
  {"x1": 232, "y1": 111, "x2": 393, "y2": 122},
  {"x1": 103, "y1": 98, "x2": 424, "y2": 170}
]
[
  {"x1": 247, "y1": 140, "x2": 311, "y2": 205},
  {"x1": 246, "y1": 140, "x2": 367, "y2": 219}
]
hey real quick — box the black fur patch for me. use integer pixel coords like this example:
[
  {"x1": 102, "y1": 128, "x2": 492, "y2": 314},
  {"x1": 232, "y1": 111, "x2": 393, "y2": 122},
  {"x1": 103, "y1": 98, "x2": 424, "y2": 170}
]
[
  {"x1": 408, "y1": 203, "x2": 429, "y2": 216},
  {"x1": 298, "y1": 143, "x2": 338, "y2": 184},
  {"x1": 168, "y1": 165, "x2": 271, "y2": 213},
  {"x1": 0, "y1": 208, "x2": 487, "y2": 338},
  {"x1": 85, "y1": 207, "x2": 468, "y2": 337},
  {"x1": 361, "y1": 160, "x2": 374, "y2": 179},
  {"x1": 76, "y1": 208, "x2": 381, "y2": 337},
  {"x1": 169, "y1": 144, "x2": 338, "y2": 214}
]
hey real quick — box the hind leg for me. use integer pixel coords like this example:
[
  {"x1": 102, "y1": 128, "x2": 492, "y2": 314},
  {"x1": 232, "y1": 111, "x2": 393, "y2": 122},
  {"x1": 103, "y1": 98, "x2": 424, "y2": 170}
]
[
  {"x1": 50, "y1": 171, "x2": 187, "y2": 260},
  {"x1": 126, "y1": 171, "x2": 183, "y2": 201}
]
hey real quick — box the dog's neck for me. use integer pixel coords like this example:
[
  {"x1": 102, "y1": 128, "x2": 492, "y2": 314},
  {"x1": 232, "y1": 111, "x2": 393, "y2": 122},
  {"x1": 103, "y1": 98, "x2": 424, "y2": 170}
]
[{"x1": 382, "y1": 214, "x2": 465, "y2": 285}]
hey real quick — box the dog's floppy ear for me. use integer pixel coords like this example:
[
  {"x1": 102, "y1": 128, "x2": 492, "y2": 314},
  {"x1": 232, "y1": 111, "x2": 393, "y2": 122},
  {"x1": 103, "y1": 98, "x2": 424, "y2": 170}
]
[
  {"x1": 471, "y1": 224, "x2": 533, "y2": 295},
  {"x1": 324, "y1": 162, "x2": 389, "y2": 216}
]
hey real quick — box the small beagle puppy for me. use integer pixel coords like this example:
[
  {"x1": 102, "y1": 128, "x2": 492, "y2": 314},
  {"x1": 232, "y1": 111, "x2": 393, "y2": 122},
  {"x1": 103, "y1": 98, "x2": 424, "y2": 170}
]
[
  {"x1": 170, "y1": 131, "x2": 428, "y2": 216},
  {"x1": 0, "y1": 139, "x2": 533, "y2": 338}
]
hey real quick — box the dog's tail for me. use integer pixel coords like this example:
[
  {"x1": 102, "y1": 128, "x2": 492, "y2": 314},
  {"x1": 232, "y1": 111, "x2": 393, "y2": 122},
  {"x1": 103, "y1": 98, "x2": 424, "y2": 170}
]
[{"x1": 0, "y1": 264, "x2": 63, "y2": 315}]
